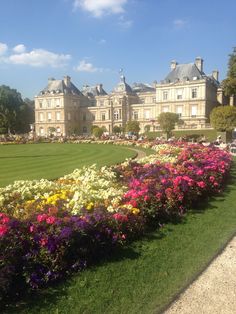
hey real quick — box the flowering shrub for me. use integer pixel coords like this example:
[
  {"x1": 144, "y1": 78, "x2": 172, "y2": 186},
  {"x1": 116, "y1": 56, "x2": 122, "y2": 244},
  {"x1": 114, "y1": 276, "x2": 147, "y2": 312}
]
[{"x1": 0, "y1": 142, "x2": 232, "y2": 302}]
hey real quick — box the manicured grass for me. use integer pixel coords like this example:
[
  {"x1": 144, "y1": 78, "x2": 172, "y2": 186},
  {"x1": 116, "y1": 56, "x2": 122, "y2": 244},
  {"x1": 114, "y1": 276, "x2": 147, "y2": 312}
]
[
  {"x1": 147, "y1": 129, "x2": 217, "y2": 142},
  {"x1": 5, "y1": 158, "x2": 236, "y2": 314},
  {"x1": 0, "y1": 143, "x2": 136, "y2": 187}
]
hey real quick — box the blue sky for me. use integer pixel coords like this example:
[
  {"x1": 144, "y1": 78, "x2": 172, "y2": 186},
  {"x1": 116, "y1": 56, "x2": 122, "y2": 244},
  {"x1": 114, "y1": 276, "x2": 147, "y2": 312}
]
[{"x1": 0, "y1": 0, "x2": 235, "y2": 99}]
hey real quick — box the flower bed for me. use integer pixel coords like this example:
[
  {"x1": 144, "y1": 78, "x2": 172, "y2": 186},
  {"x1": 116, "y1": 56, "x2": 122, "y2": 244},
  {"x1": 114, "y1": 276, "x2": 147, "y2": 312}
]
[{"x1": 0, "y1": 142, "x2": 232, "y2": 302}]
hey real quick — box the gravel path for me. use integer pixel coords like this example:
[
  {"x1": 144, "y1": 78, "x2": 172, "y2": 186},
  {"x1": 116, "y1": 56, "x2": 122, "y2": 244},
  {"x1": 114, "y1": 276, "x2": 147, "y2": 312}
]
[
  {"x1": 129, "y1": 147, "x2": 147, "y2": 159},
  {"x1": 164, "y1": 236, "x2": 236, "y2": 314}
]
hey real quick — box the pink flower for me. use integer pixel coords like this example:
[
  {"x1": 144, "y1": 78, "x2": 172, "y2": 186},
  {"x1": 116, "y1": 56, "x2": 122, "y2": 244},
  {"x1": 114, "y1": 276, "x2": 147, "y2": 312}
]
[
  {"x1": 0, "y1": 213, "x2": 10, "y2": 224},
  {"x1": 209, "y1": 176, "x2": 215, "y2": 182},
  {"x1": 37, "y1": 214, "x2": 48, "y2": 223},
  {"x1": 39, "y1": 238, "x2": 48, "y2": 246},
  {"x1": 197, "y1": 181, "x2": 206, "y2": 188},
  {"x1": 46, "y1": 216, "x2": 56, "y2": 224},
  {"x1": 29, "y1": 225, "x2": 35, "y2": 232},
  {"x1": 0, "y1": 224, "x2": 8, "y2": 237},
  {"x1": 113, "y1": 213, "x2": 128, "y2": 222}
]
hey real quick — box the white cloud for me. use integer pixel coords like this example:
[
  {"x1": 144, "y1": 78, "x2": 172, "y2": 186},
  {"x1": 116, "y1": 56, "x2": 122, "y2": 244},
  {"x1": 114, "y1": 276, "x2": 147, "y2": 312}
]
[
  {"x1": 0, "y1": 43, "x2": 8, "y2": 56},
  {"x1": 173, "y1": 19, "x2": 187, "y2": 29},
  {"x1": 13, "y1": 44, "x2": 26, "y2": 53},
  {"x1": 8, "y1": 49, "x2": 71, "y2": 67},
  {"x1": 75, "y1": 59, "x2": 99, "y2": 72},
  {"x1": 99, "y1": 39, "x2": 107, "y2": 44},
  {"x1": 118, "y1": 15, "x2": 133, "y2": 28},
  {"x1": 73, "y1": 0, "x2": 127, "y2": 17}
]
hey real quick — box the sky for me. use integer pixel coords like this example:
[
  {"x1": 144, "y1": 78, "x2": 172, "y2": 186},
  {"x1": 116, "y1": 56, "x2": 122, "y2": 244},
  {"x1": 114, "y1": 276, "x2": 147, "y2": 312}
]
[{"x1": 0, "y1": 0, "x2": 235, "y2": 99}]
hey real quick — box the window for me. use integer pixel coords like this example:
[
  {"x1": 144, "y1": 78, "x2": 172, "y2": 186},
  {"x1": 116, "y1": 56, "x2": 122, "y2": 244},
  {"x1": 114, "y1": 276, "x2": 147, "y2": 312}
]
[
  {"x1": 47, "y1": 112, "x2": 52, "y2": 121},
  {"x1": 133, "y1": 111, "x2": 139, "y2": 120},
  {"x1": 119, "y1": 99, "x2": 123, "y2": 105},
  {"x1": 39, "y1": 127, "x2": 44, "y2": 135},
  {"x1": 191, "y1": 105, "x2": 197, "y2": 117},
  {"x1": 101, "y1": 112, "x2": 106, "y2": 121},
  {"x1": 176, "y1": 106, "x2": 183, "y2": 117},
  {"x1": 192, "y1": 88, "x2": 197, "y2": 98},
  {"x1": 55, "y1": 99, "x2": 61, "y2": 108},
  {"x1": 113, "y1": 110, "x2": 119, "y2": 120},
  {"x1": 67, "y1": 113, "x2": 71, "y2": 121},
  {"x1": 56, "y1": 112, "x2": 61, "y2": 121},
  {"x1": 176, "y1": 89, "x2": 183, "y2": 100},
  {"x1": 99, "y1": 100, "x2": 104, "y2": 106},
  {"x1": 152, "y1": 97, "x2": 156, "y2": 103},
  {"x1": 83, "y1": 126, "x2": 87, "y2": 133},
  {"x1": 56, "y1": 127, "x2": 61, "y2": 134},
  {"x1": 83, "y1": 114, "x2": 86, "y2": 121},
  {"x1": 91, "y1": 114, "x2": 95, "y2": 121},
  {"x1": 163, "y1": 91, "x2": 168, "y2": 100},
  {"x1": 47, "y1": 99, "x2": 51, "y2": 108},
  {"x1": 39, "y1": 112, "x2": 44, "y2": 122},
  {"x1": 39, "y1": 101, "x2": 43, "y2": 109},
  {"x1": 144, "y1": 110, "x2": 150, "y2": 119},
  {"x1": 162, "y1": 106, "x2": 169, "y2": 113}
]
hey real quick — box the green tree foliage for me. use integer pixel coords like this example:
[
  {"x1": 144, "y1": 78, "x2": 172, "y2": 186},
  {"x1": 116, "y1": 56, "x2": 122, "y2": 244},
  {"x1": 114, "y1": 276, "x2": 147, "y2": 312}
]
[
  {"x1": 0, "y1": 86, "x2": 34, "y2": 134},
  {"x1": 125, "y1": 120, "x2": 140, "y2": 134},
  {"x1": 222, "y1": 47, "x2": 236, "y2": 96},
  {"x1": 210, "y1": 106, "x2": 236, "y2": 131},
  {"x1": 113, "y1": 125, "x2": 122, "y2": 134},
  {"x1": 157, "y1": 112, "x2": 179, "y2": 135},
  {"x1": 92, "y1": 126, "x2": 104, "y2": 138}
]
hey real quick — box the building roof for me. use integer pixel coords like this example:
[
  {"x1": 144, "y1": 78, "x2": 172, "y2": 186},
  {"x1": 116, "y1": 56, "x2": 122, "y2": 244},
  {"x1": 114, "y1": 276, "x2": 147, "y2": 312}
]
[
  {"x1": 163, "y1": 63, "x2": 206, "y2": 84},
  {"x1": 132, "y1": 82, "x2": 155, "y2": 92},
  {"x1": 113, "y1": 75, "x2": 133, "y2": 94},
  {"x1": 38, "y1": 77, "x2": 83, "y2": 96},
  {"x1": 82, "y1": 84, "x2": 107, "y2": 97}
]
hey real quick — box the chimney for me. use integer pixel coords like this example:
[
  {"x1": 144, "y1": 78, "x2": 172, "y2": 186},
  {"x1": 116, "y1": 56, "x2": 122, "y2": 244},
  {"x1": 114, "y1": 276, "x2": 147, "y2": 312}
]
[
  {"x1": 171, "y1": 60, "x2": 178, "y2": 70},
  {"x1": 195, "y1": 57, "x2": 203, "y2": 72},
  {"x1": 97, "y1": 84, "x2": 103, "y2": 94},
  {"x1": 212, "y1": 70, "x2": 219, "y2": 81},
  {"x1": 63, "y1": 75, "x2": 71, "y2": 86}
]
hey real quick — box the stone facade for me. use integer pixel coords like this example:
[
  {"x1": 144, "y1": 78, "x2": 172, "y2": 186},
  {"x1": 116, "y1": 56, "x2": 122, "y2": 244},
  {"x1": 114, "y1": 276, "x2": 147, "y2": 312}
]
[{"x1": 35, "y1": 58, "x2": 223, "y2": 136}]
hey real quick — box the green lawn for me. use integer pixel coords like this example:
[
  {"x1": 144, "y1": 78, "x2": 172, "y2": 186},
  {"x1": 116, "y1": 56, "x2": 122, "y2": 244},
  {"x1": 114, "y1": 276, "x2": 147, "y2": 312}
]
[
  {"x1": 4, "y1": 158, "x2": 236, "y2": 314},
  {"x1": 0, "y1": 143, "x2": 136, "y2": 187},
  {"x1": 147, "y1": 129, "x2": 217, "y2": 142}
]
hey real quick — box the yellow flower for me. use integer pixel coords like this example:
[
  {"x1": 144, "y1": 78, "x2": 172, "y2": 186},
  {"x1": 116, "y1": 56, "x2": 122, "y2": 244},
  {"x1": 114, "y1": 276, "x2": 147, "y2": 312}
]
[
  {"x1": 86, "y1": 202, "x2": 94, "y2": 210},
  {"x1": 130, "y1": 207, "x2": 140, "y2": 215}
]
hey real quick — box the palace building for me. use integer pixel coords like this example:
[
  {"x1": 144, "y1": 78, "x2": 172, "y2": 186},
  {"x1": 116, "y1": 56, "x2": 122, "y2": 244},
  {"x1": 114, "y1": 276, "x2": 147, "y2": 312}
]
[{"x1": 34, "y1": 57, "x2": 224, "y2": 137}]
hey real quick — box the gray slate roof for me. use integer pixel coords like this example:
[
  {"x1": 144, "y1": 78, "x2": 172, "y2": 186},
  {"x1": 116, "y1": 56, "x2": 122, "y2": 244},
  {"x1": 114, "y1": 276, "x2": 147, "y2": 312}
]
[
  {"x1": 113, "y1": 75, "x2": 133, "y2": 94},
  {"x1": 39, "y1": 78, "x2": 82, "y2": 96},
  {"x1": 82, "y1": 85, "x2": 107, "y2": 97},
  {"x1": 132, "y1": 82, "x2": 155, "y2": 92},
  {"x1": 163, "y1": 63, "x2": 206, "y2": 83}
]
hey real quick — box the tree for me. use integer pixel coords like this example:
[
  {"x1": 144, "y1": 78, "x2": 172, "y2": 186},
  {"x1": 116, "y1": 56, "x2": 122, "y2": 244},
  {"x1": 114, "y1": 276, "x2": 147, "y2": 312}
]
[
  {"x1": 17, "y1": 98, "x2": 35, "y2": 133},
  {"x1": 0, "y1": 85, "x2": 23, "y2": 133},
  {"x1": 222, "y1": 47, "x2": 236, "y2": 97},
  {"x1": 92, "y1": 126, "x2": 104, "y2": 138},
  {"x1": 157, "y1": 112, "x2": 179, "y2": 136},
  {"x1": 210, "y1": 106, "x2": 236, "y2": 131},
  {"x1": 125, "y1": 120, "x2": 140, "y2": 134},
  {"x1": 0, "y1": 85, "x2": 34, "y2": 134},
  {"x1": 113, "y1": 125, "x2": 122, "y2": 134}
]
